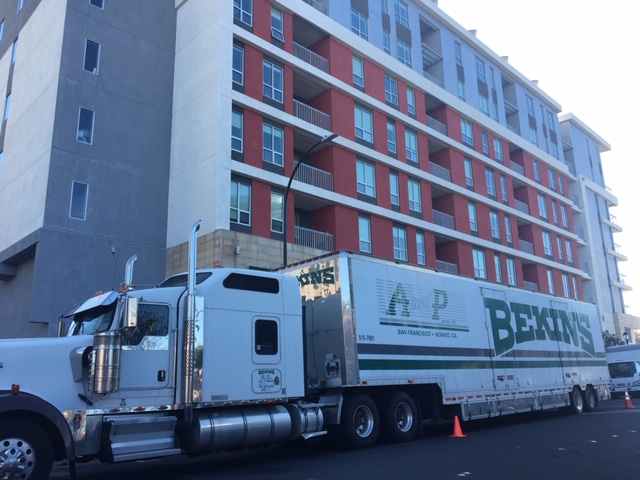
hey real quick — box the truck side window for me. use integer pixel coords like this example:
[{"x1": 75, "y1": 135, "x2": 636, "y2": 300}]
[
  {"x1": 255, "y1": 319, "x2": 278, "y2": 355},
  {"x1": 125, "y1": 304, "x2": 169, "y2": 346}
]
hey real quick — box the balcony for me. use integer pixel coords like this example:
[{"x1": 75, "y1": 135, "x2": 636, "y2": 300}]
[
  {"x1": 510, "y1": 161, "x2": 525, "y2": 176},
  {"x1": 429, "y1": 161, "x2": 451, "y2": 182},
  {"x1": 524, "y1": 281, "x2": 539, "y2": 292},
  {"x1": 519, "y1": 239, "x2": 534, "y2": 255},
  {"x1": 436, "y1": 260, "x2": 459, "y2": 274},
  {"x1": 514, "y1": 199, "x2": 529, "y2": 215},
  {"x1": 433, "y1": 209, "x2": 455, "y2": 229},
  {"x1": 294, "y1": 99, "x2": 331, "y2": 130},
  {"x1": 295, "y1": 226, "x2": 334, "y2": 251},
  {"x1": 302, "y1": 0, "x2": 327, "y2": 14},
  {"x1": 426, "y1": 115, "x2": 448, "y2": 136},
  {"x1": 293, "y1": 160, "x2": 333, "y2": 191},
  {"x1": 504, "y1": 100, "x2": 518, "y2": 116},
  {"x1": 421, "y1": 43, "x2": 443, "y2": 67},
  {"x1": 423, "y1": 71, "x2": 443, "y2": 88},
  {"x1": 293, "y1": 41, "x2": 329, "y2": 74}
]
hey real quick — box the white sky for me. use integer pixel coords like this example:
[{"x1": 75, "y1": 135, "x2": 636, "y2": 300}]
[{"x1": 437, "y1": 0, "x2": 639, "y2": 314}]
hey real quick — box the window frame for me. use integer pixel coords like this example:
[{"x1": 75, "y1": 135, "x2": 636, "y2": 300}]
[
  {"x1": 351, "y1": 9, "x2": 369, "y2": 40},
  {"x1": 397, "y1": 40, "x2": 412, "y2": 68},
  {"x1": 263, "y1": 59, "x2": 284, "y2": 104},
  {"x1": 359, "y1": 216, "x2": 372, "y2": 253},
  {"x1": 542, "y1": 231, "x2": 553, "y2": 256},
  {"x1": 354, "y1": 105, "x2": 374, "y2": 143},
  {"x1": 490, "y1": 210, "x2": 501, "y2": 240},
  {"x1": 385, "y1": 74, "x2": 399, "y2": 106},
  {"x1": 464, "y1": 157, "x2": 474, "y2": 188},
  {"x1": 233, "y1": 0, "x2": 253, "y2": 26},
  {"x1": 406, "y1": 85, "x2": 415, "y2": 115},
  {"x1": 393, "y1": 225, "x2": 408, "y2": 261},
  {"x1": 83, "y1": 39, "x2": 100, "y2": 74},
  {"x1": 408, "y1": 179, "x2": 422, "y2": 213},
  {"x1": 270, "y1": 7, "x2": 284, "y2": 42},
  {"x1": 416, "y1": 231, "x2": 426, "y2": 265},
  {"x1": 494, "y1": 254, "x2": 502, "y2": 283},
  {"x1": 506, "y1": 257, "x2": 517, "y2": 286},
  {"x1": 472, "y1": 248, "x2": 487, "y2": 279},
  {"x1": 394, "y1": 0, "x2": 409, "y2": 27},
  {"x1": 69, "y1": 181, "x2": 89, "y2": 220},
  {"x1": 387, "y1": 120, "x2": 397, "y2": 154},
  {"x1": 390, "y1": 171, "x2": 400, "y2": 206},
  {"x1": 485, "y1": 167, "x2": 496, "y2": 197},
  {"x1": 356, "y1": 159, "x2": 376, "y2": 198},
  {"x1": 232, "y1": 43, "x2": 244, "y2": 86},
  {"x1": 230, "y1": 178, "x2": 252, "y2": 226},
  {"x1": 468, "y1": 202, "x2": 478, "y2": 233},
  {"x1": 271, "y1": 191, "x2": 284, "y2": 233},
  {"x1": 352, "y1": 55, "x2": 364, "y2": 87},
  {"x1": 461, "y1": 118, "x2": 474, "y2": 146},
  {"x1": 231, "y1": 110, "x2": 243, "y2": 153},
  {"x1": 77, "y1": 107, "x2": 95, "y2": 144},
  {"x1": 262, "y1": 123, "x2": 284, "y2": 166},
  {"x1": 405, "y1": 129, "x2": 418, "y2": 163}
]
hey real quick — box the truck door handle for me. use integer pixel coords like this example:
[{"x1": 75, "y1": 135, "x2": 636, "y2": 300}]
[{"x1": 158, "y1": 370, "x2": 166, "y2": 382}]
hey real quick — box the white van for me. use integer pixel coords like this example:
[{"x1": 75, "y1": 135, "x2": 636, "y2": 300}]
[{"x1": 606, "y1": 344, "x2": 640, "y2": 397}]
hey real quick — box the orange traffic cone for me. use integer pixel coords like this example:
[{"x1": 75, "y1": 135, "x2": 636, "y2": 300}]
[
  {"x1": 624, "y1": 389, "x2": 634, "y2": 409},
  {"x1": 451, "y1": 415, "x2": 466, "y2": 438}
]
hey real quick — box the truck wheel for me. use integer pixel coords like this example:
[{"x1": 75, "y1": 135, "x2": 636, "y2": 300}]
[
  {"x1": 569, "y1": 387, "x2": 584, "y2": 415},
  {"x1": 340, "y1": 394, "x2": 379, "y2": 449},
  {"x1": 385, "y1": 392, "x2": 418, "y2": 443},
  {"x1": 582, "y1": 387, "x2": 597, "y2": 412},
  {"x1": 0, "y1": 419, "x2": 53, "y2": 480}
]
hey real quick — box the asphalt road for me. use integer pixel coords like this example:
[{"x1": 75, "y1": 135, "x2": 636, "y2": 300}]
[{"x1": 51, "y1": 397, "x2": 639, "y2": 480}]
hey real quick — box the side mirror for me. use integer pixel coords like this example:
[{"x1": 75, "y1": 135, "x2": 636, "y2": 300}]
[{"x1": 124, "y1": 296, "x2": 138, "y2": 331}]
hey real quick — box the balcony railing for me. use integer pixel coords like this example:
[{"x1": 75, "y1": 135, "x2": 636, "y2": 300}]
[
  {"x1": 421, "y1": 43, "x2": 443, "y2": 67},
  {"x1": 510, "y1": 161, "x2": 524, "y2": 176},
  {"x1": 295, "y1": 226, "x2": 334, "y2": 251},
  {"x1": 524, "y1": 281, "x2": 539, "y2": 292},
  {"x1": 423, "y1": 70, "x2": 443, "y2": 88},
  {"x1": 433, "y1": 209, "x2": 455, "y2": 229},
  {"x1": 293, "y1": 41, "x2": 329, "y2": 74},
  {"x1": 427, "y1": 115, "x2": 448, "y2": 136},
  {"x1": 504, "y1": 100, "x2": 518, "y2": 116},
  {"x1": 519, "y1": 239, "x2": 534, "y2": 255},
  {"x1": 429, "y1": 161, "x2": 451, "y2": 182},
  {"x1": 294, "y1": 99, "x2": 331, "y2": 130},
  {"x1": 436, "y1": 260, "x2": 459, "y2": 274},
  {"x1": 301, "y1": 0, "x2": 327, "y2": 14},
  {"x1": 514, "y1": 199, "x2": 529, "y2": 215},
  {"x1": 293, "y1": 160, "x2": 333, "y2": 191}
]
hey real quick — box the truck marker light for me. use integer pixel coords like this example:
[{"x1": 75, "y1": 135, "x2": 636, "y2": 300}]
[{"x1": 11, "y1": 384, "x2": 19, "y2": 394}]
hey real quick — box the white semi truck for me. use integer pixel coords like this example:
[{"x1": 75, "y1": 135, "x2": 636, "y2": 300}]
[{"x1": 0, "y1": 222, "x2": 610, "y2": 480}]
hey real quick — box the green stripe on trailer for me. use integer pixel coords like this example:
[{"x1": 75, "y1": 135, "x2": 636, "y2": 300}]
[{"x1": 359, "y1": 358, "x2": 608, "y2": 371}]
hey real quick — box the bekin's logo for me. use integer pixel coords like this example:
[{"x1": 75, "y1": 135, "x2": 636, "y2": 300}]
[
  {"x1": 485, "y1": 298, "x2": 595, "y2": 357},
  {"x1": 297, "y1": 267, "x2": 335, "y2": 287}
]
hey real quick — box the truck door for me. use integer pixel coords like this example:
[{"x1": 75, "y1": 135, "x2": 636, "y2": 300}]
[
  {"x1": 117, "y1": 302, "x2": 175, "y2": 403},
  {"x1": 550, "y1": 300, "x2": 573, "y2": 387},
  {"x1": 481, "y1": 288, "x2": 518, "y2": 396}
]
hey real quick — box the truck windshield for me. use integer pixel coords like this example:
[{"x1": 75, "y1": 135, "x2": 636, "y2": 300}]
[
  {"x1": 608, "y1": 361, "x2": 637, "y2": 379},
  {"x1": 67, "y1": 304, "x2": 117, "y2": 336}
]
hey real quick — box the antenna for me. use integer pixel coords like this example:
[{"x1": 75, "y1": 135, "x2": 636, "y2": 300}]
[{"x1": 109, "y1": 240, "x2": 122, "y2": 290}]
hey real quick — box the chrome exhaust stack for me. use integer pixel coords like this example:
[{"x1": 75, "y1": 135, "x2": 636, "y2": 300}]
[
  {"x1": 121, "y1": 255, "x2": 138, "y2": 292},
  {"x1": 183, "y1": 220, "x2": 201, "y2": 423}
]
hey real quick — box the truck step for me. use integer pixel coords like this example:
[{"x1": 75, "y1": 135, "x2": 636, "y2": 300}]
[{"x1": 103, "y1": 413, "x2": 181, "y2": 462}]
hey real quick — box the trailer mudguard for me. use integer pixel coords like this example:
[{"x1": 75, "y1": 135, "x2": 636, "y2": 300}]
[{"x1": 0, "y1": 389, "x2": 76, "y2": 462}]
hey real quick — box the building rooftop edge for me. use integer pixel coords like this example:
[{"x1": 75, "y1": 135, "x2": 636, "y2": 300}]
[{"x1": 558, "y1": 113, "x2": 611, "y2": 152}]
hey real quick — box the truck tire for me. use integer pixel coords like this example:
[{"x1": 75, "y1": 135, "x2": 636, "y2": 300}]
[
  {"x1": 0, "y1": 418, "x2": 54, "y2": 480},
  {"x1": 384, "y1": 392, "x2": 418, "y2": 443},
  {"x1": 569, "y1": 387, "x2": 584, "y2": 415},
  {"x1": 340, "y1": 394, "x2": 380, "y2": 449},
  {"x1": 582, "y1": 387, "x2": 597, "y2": 412}
]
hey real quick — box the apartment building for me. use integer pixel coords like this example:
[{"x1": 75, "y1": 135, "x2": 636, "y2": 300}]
[{"x1": 0, "y1": 0, "x2": 635, "y2": 339}]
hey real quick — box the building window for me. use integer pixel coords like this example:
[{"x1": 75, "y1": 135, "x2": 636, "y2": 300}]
[
  {"x1": 77, "y1": 107, "x2": 94, "y2": 144},
  {"x1": 3, "y1": 94, "x2": 10, "y2": 122},
  {"x1": 397, "y1": 40, "x2": 412, "y2": 68},
  {"x1": 530, "y1": 127, "x2": 538, "y2": 146},
  {"x1": 454, "y1": 41, "x2": 462, "y2": 65},
  {"x1": 408, "y1": 179, "x2": 421, "y2": 213},
  {"x1": 557, "y1": 236, "x2": 564, "y2": 260},
  {"x1": 263, "y1": 60, "x2": 283, "y2": 103},
  {"x1": 405, "y1": 129, "x2": 418, "y2": 163},
  {"x1": 473, "y1": 249, "x2": 487, "y2": 279},
  {"x1": 354, "y1": 105, "x2": 373, "y2": 143},
  {"x1": 461, "y1": 118, "x2": 474, "y2": 146},
  {"x1": 387, "y1": 120, "x2": 397, "y2": 154},
  {"x1": 533, "y1": 159, "x2": 540, "y2": 181},
  {"x1": 407, "y1": 86, "x2": 415, "y2": 116},
  {"x1": 232, "y1": 44, "x2": 244, "y2": 86},
  {"x1": 270, "y1": 7, "x2": 284, "y2": 42},
  {"x1": 542, "y1": 231, "x2": 553, "y2": 256},
  {"x1": 479, "y1": 95, "x2": 489, "y2": 116},
  {"x1": 0, "y1": 151, "x2": 3, "y2": 170},
  {"x1": 416, "y1": 232, "x2": 426, "y2": 265},
  {"x1": 390, "y1": 172, "x2": 400, "y2": 206},
  {"x1": 537, "y1": 193, "x2": 548, "y2": 219},
  {"x1": 547, "y1": 269, "x2": 555, "y2": 295},
  {"x1": 11, "y1": 39, "x2": 18, "y2": 65},
  {"x1": 504, "y1": 215, "x2": 513, "y2": 244},
  {"x1": 481, "y1": 130, "x2": 489, "y2": 155},
  {"x1": 548, "y1": 170, "x2": 556, "y2": 190},
  {"x1": 359, "y1": 216, "x2": 372, "y2": 253},
  {"x1": 494, "y1": 254, "x2": 502, "y2": 283},
  {"x1": 393, "y1": 225, "x2": 408, "y2": 261},
  {"x1": 231, "y1": 110, "x2": 243, "y2": 153},
  {"x1": 468, "y1": 202, "x2": 478, "y2": 233},
  {"x1": 562, "y1": 273, "x2": 570, "y2": 298},
  {"x1": 506, "y1": 258, "x2": 517, "y2": 286},
  {"x1": 551, "y1": 141, "x2": 559, "y2": 159},
  {"x1": 83, "y1": 39, "x2": 100, "y2": 74},
  {"x1": 353, "y1": 55, "x2": 364, "y2": 87},
  {"x1": 90, "y1": 0, "x2": 104, "y2": 9},
  {"x1": 494, "y1": 137, "x2": 503, "y2": 162},
  {"x1": 385, "y1": 74, "x2": 398, "y2": 106},
  {"x1": 486, "y1": 168, "x2": 496, "y2": 198},
  {"x1": 551, "y1": 200, "x2": 559, "y2": 224},
  {"x1": 394, "y1": 0, "x2": 409, "y2": 27},
  {"x1": 558, "y1": 174, "x2": 565, "y2": 194},
  {"x1": 526, "y1": 95, "x2": 535, "y2": 116},
  {"x1": 262, "y1": 123, "x2": 284, "y2": 166},
  {"x1": 351, "y1": 9, "x2": 368, "y2": 40},
  {"x1": 233, "y1": 0, "x2": 252, "y2": 26},
  {"x1": 475, "y1": 57, "x2": 486, "y2": 82},
  {"x1": 356, "y1": 160, "x2": 376, "y2": 197},
  {"x1": 565, "y1": 240, "x2": 574, "y2": 264},
  {"x1": 382, "y1": 30, "x2": 391, "y2": 54},
  {"x1": 17, "y1": 0, "x2": 24, "y2": 13},
  {"x1": 490, "y1": 210, "x2": 501, "y2": 240},
  {"x1": 271, "y1": 192, "x2": 283, "y2": 233},
  {"x1": 69, "y1": 182, "x2": 89, "y2": 220},
  {"x1": 572, "y1": 276, "x2": 579, "y2": 300},
  {"x1": 0, "y1": 21, "x2": 4, "y2": 41},
  {"x1": 561, "y1": 204, "x2": 569, "y2": 228},
  {"x1": 381, "y1": 0, "x2": 388, "y2": 14},
  {"x1": 464, "y1": 158, "x2": 474, "y2": 188},
  {"x1": 500, "y1": 174, "x2": 508, "y2": 203},
  {"x1": 231, "y1": 179, "x2": 251, "y2": 226},
  {"x1": 457, "y1": 80, "x2": 465, "y2": 101}
]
